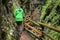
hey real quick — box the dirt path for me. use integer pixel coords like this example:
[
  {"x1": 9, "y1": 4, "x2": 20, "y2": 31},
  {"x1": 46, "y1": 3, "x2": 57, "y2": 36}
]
[{"x1": 20, "y1": 31, "x2": 33, "y2": 40}]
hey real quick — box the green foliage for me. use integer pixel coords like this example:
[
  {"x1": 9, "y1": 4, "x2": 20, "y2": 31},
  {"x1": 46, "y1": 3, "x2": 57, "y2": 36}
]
[
  {"x1": 45, "y1": 0, "x2": 60, "y2": 23},
  {"x1": 40, "y1": 0, "x2": 53, "y2": 22},
  {"x1": 40, "y1": 0, "x2": 60, "y2": 40}
]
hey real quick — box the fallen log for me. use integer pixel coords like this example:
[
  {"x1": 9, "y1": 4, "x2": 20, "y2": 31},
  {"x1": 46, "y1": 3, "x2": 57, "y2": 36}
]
[
  {"x1": 25, "y1": 23, "x2": 55, "y2": 40},
  {"x1": 25, "y1": 23, "x2": 42, "y2": 36},
  {"x1": 27, "y1": 18, "x2": 60, "y2": 33},
  {"x1": 38, "y1": 22, "x2": 60, "y2": 33}
]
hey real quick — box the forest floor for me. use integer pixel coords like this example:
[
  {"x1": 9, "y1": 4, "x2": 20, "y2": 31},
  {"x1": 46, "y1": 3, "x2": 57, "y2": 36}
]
[{"x1": 20, "y1": 31, "x2": 33, "y2": 40}]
